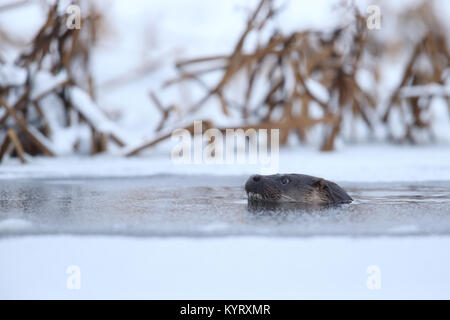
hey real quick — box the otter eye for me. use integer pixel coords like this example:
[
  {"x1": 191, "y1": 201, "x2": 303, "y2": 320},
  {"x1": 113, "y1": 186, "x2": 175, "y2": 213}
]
[{"x1": 281, "y1": 176, "x2": 290, "y2": 185}]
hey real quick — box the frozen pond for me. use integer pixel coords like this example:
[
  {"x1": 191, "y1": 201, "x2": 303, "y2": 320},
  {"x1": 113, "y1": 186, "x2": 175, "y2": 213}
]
[{"x1": 1, "y1": 175, "x2": 450, "y2": 237}]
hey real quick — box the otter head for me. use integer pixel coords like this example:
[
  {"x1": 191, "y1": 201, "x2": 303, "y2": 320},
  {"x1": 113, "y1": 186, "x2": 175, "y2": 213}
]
[{"x1": 245, "y1": 174, "x2": 352, "y2": 205}]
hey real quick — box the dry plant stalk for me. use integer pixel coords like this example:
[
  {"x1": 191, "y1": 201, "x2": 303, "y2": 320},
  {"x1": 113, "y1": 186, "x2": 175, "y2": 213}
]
[
  {"x1": 144, "y1": 0, "x2": 376, "y2": 153},
  {"x1": 141, "y1": 0, "x2": 449, "y2": 155},
  {"x1": 382, "y1": 2, "x2": 450, "y2": 142},
  {"x1": 0, "y1": 0, "x2": 123, "y2": 162}
]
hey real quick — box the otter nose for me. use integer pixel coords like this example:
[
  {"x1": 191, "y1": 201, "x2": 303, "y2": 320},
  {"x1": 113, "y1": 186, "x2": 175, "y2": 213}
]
[
  {"x1": 252, "y1": 175, "x2": 261, "y2": 182},
  {"x1": 245, "y1": 175, "x2": 262, "y2": 194}
]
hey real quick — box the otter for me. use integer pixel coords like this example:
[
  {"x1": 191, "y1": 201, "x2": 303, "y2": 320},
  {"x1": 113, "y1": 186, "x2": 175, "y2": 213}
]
[{"x1": 245, "y1": 174, "x2": 352, "y2": 205}]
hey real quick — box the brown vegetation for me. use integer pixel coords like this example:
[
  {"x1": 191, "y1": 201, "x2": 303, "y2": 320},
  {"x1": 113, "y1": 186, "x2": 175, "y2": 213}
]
[
  {"x1": 0, "y1": 1, "x2": 123, "y2": 163},
  {"x1": 1, "y1": 0, "x2": 449, "y2": 162}
]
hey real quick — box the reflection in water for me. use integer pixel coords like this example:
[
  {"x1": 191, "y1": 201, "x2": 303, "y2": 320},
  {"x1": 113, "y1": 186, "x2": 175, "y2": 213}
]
[
  {"x1": 247, "y1": 199, "x2": 349, "y2": 213},
  {"x1": 0, "y1": 176, "x2": 450, "y2": 237}
]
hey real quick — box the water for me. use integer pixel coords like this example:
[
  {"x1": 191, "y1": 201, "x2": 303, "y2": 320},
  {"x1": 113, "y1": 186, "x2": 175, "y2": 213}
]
[{"x1": 1, "y1": 175, "x2": 450, "y2": 237}]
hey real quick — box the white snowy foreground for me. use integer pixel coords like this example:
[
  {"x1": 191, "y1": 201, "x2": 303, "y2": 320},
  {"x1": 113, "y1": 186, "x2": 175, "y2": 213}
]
[
  {"x1": 0, "y1": 145, "x2": 450, "y2": 299},
  {"x1": 1, "y1": 236, "x2": 450, "y2": 299}
]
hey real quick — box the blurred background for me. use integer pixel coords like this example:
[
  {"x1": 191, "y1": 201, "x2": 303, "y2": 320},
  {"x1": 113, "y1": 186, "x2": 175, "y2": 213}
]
[{"x1": 0, "y1": 0, "x2": 449, "y2": 162}]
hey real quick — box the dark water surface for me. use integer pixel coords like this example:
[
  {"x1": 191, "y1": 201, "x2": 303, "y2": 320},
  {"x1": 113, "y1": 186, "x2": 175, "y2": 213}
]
[{"x1": 1, "y1": 175, "x2": 450, "y2": 237}]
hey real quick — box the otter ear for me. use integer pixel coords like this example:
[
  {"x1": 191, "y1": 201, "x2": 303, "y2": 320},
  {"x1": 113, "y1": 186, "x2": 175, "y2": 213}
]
[{"x1": 312, "y1": 178, "x2": 328, "y2": 190}]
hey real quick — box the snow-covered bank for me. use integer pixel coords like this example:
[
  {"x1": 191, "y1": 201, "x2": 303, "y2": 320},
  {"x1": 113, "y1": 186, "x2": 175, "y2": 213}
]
[
  {"x1": 1, "y1": 235, "x2": 449, "y2": 299},
  {"x1": 0, "y1": 144, "x2": 449, "y2": 182}
]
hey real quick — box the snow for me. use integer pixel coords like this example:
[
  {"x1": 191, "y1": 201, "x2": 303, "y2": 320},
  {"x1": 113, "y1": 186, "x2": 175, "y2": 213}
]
[
  {"x1": 30, "y1": 71, "x2": 68, "y2": 100},
  {"x1": 27, "y1": 125, "x2": 57, "y2": 155},
  {"x1": 305, "y1": 78, "x2": 329, "y2": 104},
  {"x1": 1, "y1": 235, "x2": 450, "y2": 299},
  {"x1": 400, "y1": 84, "x2": 450, "y2": 98},
  {"x1": 0, "y1": 219, "x2": 33, "y2": 232},
  {"x1": 67, "y1": 86, "x2": 115, "y2": 133},
  {"x1": 0, "y1": 64, "x2": 26, "y2": 86},
  {"x1": 0, "y1": 144, "x2": 449, "y2": 181},
  {"x1": 67, "y1": 86, "x2": 128, "y2": 143}
]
